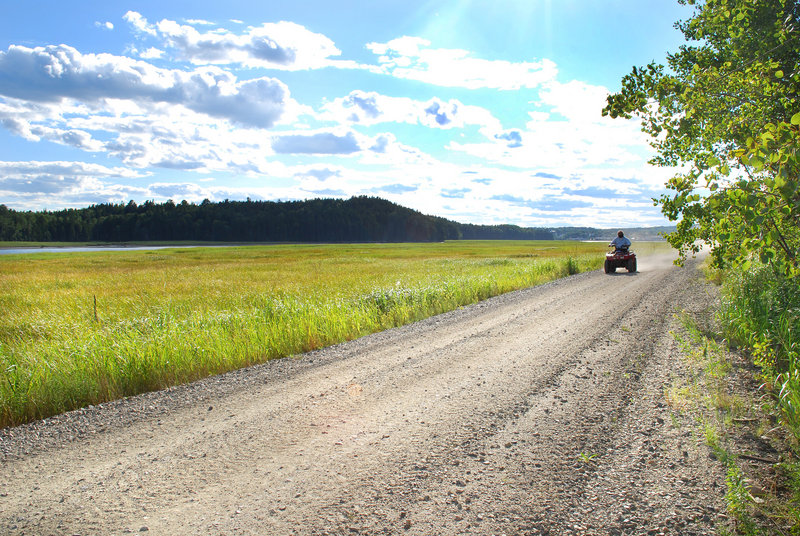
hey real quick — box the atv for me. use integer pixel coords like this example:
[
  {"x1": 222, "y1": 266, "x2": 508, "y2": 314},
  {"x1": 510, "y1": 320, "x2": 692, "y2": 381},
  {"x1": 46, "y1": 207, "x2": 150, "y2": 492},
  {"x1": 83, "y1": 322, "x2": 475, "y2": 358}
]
[{"x1": 604, "y1": 246, "x2": 637, "y2": 273}]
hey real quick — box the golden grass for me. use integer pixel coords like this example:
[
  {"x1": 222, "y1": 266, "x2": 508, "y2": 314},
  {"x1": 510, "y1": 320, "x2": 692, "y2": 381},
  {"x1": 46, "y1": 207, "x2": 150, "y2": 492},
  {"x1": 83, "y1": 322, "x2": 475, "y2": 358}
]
[{"x1": 0, "y1": 240, "x2": 668, "y2": 427}]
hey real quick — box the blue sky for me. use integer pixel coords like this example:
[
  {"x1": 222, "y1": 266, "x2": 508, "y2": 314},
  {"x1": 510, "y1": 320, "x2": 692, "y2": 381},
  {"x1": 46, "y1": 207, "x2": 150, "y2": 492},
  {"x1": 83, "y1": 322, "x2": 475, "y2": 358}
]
[{"x1": 0, "y1": 0, "x2": 693, "y2": 227}]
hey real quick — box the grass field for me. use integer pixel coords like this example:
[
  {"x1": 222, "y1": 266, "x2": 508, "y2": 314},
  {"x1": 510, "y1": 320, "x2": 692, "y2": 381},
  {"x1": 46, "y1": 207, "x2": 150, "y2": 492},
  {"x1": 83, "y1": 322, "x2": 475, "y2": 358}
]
[{"x1": 0, "y1": 240, "x2": 666, "y2": 428}]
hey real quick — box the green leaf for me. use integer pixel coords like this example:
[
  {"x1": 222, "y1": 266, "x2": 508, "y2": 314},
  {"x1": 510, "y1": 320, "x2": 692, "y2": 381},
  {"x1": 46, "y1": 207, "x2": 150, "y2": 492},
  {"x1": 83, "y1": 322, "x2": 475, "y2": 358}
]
[
  {"x1": 775, "y1": 70, "x2": 784, "y2": 79},
  {"x1": 748, "y1": 155, "x2": 764, "y2": 169},
  {"x1": 792, "y1": 112, "x2": 800, "y2": 125}
]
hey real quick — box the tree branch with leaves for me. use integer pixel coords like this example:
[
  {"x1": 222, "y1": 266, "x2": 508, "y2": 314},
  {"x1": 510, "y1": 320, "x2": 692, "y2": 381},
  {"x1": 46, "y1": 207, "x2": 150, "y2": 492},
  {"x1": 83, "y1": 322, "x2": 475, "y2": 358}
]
[{"x1": 604, "y1": 0, "x2": 800, "y2": 277}]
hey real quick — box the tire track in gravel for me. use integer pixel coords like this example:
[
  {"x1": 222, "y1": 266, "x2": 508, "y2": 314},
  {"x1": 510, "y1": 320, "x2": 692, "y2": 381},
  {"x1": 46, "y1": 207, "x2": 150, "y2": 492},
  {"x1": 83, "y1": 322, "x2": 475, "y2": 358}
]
[{"x1": 0, "y1": 251, "x2": 726, "y2": 535}]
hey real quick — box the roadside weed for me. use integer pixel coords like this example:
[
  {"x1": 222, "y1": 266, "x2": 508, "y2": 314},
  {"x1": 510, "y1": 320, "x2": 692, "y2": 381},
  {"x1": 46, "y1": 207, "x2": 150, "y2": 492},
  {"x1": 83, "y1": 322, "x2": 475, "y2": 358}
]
[
  {"x1": 725, "y1": 463, "x2": 759, "y2": 536},
  {"x1": 672, "y1": 277, "x2": 799, "y2": 534}
]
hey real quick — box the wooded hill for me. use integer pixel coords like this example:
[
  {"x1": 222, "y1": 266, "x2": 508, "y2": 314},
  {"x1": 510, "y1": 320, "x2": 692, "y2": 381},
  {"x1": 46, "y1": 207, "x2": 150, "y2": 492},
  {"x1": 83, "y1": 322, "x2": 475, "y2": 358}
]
[{"x1": 0, "y1": 197, "x2": 668, "y2": 243}]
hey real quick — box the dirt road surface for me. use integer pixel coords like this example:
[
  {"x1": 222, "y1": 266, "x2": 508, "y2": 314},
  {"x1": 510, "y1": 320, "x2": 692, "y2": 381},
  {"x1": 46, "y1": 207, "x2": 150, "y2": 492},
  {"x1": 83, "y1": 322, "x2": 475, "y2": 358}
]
[{"x1": 1, "y1": 252, "x2": 727, "y2": 535}]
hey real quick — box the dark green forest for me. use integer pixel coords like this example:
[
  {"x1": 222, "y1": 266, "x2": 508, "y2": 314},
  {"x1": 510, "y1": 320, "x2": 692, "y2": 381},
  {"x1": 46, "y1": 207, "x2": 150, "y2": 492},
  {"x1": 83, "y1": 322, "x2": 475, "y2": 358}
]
[
  {"x1": 0, "y1": 196, "x2": 670, "y2": 243},
  {"x1": 0, "y1": 196, "x2": 557, "y2": 243}
]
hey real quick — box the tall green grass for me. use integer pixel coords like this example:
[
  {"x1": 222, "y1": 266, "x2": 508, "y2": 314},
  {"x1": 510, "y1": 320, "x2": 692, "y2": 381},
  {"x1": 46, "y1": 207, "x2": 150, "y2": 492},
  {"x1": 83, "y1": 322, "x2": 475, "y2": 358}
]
[
  {"x1": 717, "y1": 264, "x2": 800, "y2": 439},
  {"x1": 1, "y1": 240, "x2": 610, "y2": 427}
]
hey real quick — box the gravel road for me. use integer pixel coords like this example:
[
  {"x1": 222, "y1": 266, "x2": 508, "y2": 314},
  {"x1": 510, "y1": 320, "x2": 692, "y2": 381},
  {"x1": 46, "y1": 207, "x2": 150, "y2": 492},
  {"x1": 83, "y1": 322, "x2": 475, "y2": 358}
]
[{"x1": 0, "y1": 251, "x2": 727, "y2": 535}]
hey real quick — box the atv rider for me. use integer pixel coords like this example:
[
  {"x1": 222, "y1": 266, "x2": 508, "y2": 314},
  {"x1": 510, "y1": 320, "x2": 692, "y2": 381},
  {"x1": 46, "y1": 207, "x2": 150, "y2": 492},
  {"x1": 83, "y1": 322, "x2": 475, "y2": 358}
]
[{"x1": 609, "y1": 230, "x2": 631, "y2": 252}]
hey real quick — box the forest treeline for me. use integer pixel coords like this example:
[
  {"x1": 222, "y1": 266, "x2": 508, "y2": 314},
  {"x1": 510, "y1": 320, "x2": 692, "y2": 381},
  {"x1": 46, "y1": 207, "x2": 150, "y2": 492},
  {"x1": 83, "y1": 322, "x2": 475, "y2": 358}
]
[{"x1": 0, "y1": 196, "x2": 557, "y2": 243}]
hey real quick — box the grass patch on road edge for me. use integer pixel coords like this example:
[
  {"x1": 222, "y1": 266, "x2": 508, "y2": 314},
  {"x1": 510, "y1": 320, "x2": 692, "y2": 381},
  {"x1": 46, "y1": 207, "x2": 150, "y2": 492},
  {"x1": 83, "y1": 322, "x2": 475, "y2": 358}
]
[{"x1": 669, "y1": 297, "x2": 800, "y2": 534}]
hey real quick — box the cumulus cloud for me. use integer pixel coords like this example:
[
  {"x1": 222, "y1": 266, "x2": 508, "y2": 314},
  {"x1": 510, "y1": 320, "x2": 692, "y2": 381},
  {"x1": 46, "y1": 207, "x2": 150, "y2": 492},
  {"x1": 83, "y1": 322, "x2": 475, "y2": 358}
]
[
  {"x1": 343, "y1": 91, "x2": 380, "y2": 120},
  {"x1": 423, "y1": 100, "x2": 458, "y2": 127},
  {"x1": 0, "y1": 44, "x2": 291, "y2": 129},
  {"x1": 538, "y1": 80, "x2": 611, "y2": 122},
  {"x1": 1, "y1": 89, "x2": 299, "y2": 174},
  {"x1": 148, "y1": 182, "x2": 208, "y2": 198},
  {"x1": 487, "y1": 190, "x2": 594, "y2": 215},
  {"x1": 272, "y1": 131, "x2": 361, "y2": 154},
  {"x1": 0, "y1": 160, "x2": 293, "y2": 209},
  {"x1": 30, "y1": 125, "x2": 104, "y2": 151},
  {"x1": 370, "y1": 134, "x2": 391, "y2": 153},
  {"x1": 0, "y1": 161, "x2": 141, "y2": 179},
  {"x1": 95, "y1": 21, "x2": 114, "y2": 31},
  {"x1": 185, "y1": 19, "x2": 214, "y2": 26},
  {"x1": 321, "y1": 90, "x2": 501, "y2": 132},
  {"x1": 441, "y1": 188, "x2": 471, "y2": 198},
  {"x1": 306, "y1": 187, "x2": 348, "y2": 196},
  {"x1": 0, "y1": 160, "x2": 143, "y2": 202},
  {"x1": 270, "y1": 130, "x2": 406, "y2": 157},
  {"x1": 1, "y1": 173, "x2": 89, "y2": 194},
  {"x1": 495, "y1": 130, "x2": 522, "y2": 148},
  {"x1": 138, "y1": 47, "x2": 164, "y2": 59},
  {"x1": 296, "y1": 167, "x2": 342, "y2": 181},
  {"x1": 565, "y1": 185, "x2": 629, "y2": 199},
  {"x1": 372, "y1": 183, "x2": 418, "y2": 194},
  {"x1": 124, "y1": 11, "x2": 156, "y2": 36},
  {"x1": 448, "y1": 81, "x2": 651, "y2": 174},
  {"x1": 366, "y1": 37, "x2": 557, "y2": 90},
  {"x1": 124, "y1": 12, "x2": 348, "y2": 70}
]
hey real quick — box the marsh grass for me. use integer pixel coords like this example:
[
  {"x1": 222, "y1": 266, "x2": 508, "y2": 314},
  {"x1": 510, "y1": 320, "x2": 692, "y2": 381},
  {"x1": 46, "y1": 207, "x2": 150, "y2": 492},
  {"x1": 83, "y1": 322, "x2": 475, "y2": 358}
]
[{"x1": 0, "y1": 240, "x2": 620, "y2": 427}]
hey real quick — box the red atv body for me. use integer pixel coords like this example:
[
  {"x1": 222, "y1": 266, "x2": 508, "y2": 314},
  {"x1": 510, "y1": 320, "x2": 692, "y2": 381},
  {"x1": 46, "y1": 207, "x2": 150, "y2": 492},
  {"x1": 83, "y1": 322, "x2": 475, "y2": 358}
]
[{"x1": 604, "y1": 248, "x2": 637, "y2": 273}]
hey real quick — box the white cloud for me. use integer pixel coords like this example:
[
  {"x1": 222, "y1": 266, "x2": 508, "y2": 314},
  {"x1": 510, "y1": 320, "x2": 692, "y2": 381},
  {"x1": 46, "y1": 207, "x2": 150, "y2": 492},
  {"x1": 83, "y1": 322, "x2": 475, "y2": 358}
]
[
  {"x1": 0, "y1": 160, "x2": 145, "y2": 208},
  {"x1": 95, "y1": 21, "x2": 114, "y2": 31},
  {"x1": 0, "y1": 160, "x2": 294, "y2": 210},
  {"x1": 28, "y1": 124, "x2": 104, "y2": 151},
  {"x1": 0, "y1": 161, "x2": 142, "y2": 179},
  {"x1": 184, "y1": 19, "x2": 214, "y2": 26},
  {"x1": 538, "y1": 80, "x2": 613, "y2": 122},
  {"x1": 444, "y1": 78, "x2": 653, "y2": 176},
  {"x1": 0, "y1": 44, "x2": 293, "y2": 129},
  {"x1": 123, "y1": 11, "x2": 156, "y2": 36},
  {"x1": 320, "y1": 90, "x2": 502, "y2": 133},
  {"x1": 269, "y1": 129, "x2": 416, "y2": 158},
  {"x1": 125, "y1": 12, "x2": 350, "y2": 70},
  {"x1": 148, "y1": 181, "x2": 209, "y2": 198},
  {"x1": 366, "y1": 37, "x2": 558, "y2": 90},
  {"x1": 138, "y1": 47, "x2": 164, "y2": 59},
  {"x1": 2, "y1": 87, "x2": 307, "y2": 176},
  {"x1": 294, "y1": 166, "x2": 342, "y2": 181},
  {"x1": 272, "y1": 130, "x2": 362, "y2": 155}
]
